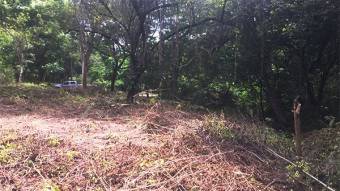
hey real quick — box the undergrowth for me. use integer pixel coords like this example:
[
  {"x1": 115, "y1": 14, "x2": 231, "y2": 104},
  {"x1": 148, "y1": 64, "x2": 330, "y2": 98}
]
[{"x1": 202, "y1": 112, "x2": 340, "y2": 190}]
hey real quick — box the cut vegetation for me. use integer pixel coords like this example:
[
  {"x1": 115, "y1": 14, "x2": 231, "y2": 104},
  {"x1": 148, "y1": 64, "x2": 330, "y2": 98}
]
[{"x1": 0, "y1": 84, "x2": 338, "y2": 190}]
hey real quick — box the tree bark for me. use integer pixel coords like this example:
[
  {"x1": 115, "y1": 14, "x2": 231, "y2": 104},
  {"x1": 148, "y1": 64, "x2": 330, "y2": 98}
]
[
  {"x1": 258, "y1": 0, "x2": 287, "y2": 128},
  {"x1": 127, "y1": 51, "x2": 140, "y2": 103},
  {"x1": 18, "y1": 64, "x2": 24, "y2": 83},
  {"x1": 110, "y1": 67, "x2": 117, "y2": 92},
  {"x1": 15, "y1": 37, "x2": 24, "y2": 83},
  {"x1": 82, "y1": 51, "x2": 91, "y2": 89},
  {"x1": 126, "y1": 1, "x2": 149, "y2": 103},
  {"x1": 337, "y1": 6, "x2": 340, "y2": 121},
  {"x1": 77, "y1": 2, "x2": 93, "y2": 89},
  {"x1": 170, "y1": 5, "x2": 180, "y2": 98},
  {"x1": 79, "y1": 29, "x2": 93, "y2": 89}
]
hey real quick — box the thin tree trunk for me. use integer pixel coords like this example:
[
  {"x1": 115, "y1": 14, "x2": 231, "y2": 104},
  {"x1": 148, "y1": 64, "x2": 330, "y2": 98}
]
[
  {"x1": 77, "y1": 3, "x2": 93, "y2": 89},
  {"x1": 15, "y1": 38, "x2": 24, "y2": 83},
  {"x1": 293, "y1": 97, "x2": 302, "y2": 157},
  {"x1": 82, "y1": 52, "x2": 91, "y2": 89},
  {"x1": 158, "y1": 0, "x2": 164, "y2": 68},
  {"x1": 158, "y1": 0, "x2": 165, "y2": 93},
  {"x1": 18, "y1": 64, "x2": 24, "y2": 83},
  {"x1": 70, "y1": 61, "x2": 73, "y2": 80},
  {"x1": 80, "y1": 26, "x2": 86, "y2": 88},
  {"x1": 259, "y1": 80, "x2": 265, "y2": 120},
  {"x1": 336, "y1": 6, "x2": 340, "y2": 121},
  {"x1": 170, "y1": 5, "x2": 180, "y2": 98}
]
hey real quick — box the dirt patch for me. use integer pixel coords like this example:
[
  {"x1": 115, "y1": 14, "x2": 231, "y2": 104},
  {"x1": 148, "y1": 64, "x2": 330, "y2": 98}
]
[{"x1": 0, "y1": 114, "x2": 155, "y2": 149}]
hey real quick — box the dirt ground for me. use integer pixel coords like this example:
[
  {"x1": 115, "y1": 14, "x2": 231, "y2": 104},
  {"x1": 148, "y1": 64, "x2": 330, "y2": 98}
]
[{"x1": 0, "y1": 85, "x2": 290, "y2": 191}]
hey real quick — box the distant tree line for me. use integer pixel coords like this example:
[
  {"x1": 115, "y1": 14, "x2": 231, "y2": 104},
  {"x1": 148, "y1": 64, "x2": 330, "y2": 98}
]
[{"x1": 0, "y1": 0, "x2": 339, "y2": 130}]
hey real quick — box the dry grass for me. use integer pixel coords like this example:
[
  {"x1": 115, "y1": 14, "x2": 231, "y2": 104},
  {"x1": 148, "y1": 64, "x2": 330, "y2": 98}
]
[{"x1": 0, "y1": 84, "x2": 293, "y2": 190}]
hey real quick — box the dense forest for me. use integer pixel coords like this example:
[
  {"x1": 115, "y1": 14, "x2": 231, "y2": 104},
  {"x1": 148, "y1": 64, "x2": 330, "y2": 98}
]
[
  {"x1": 1, "y1": 0, "x2": 339, "y2": 130},
  {"x1": 0, "y1": 1, "x2": 339, "y2": 190}
]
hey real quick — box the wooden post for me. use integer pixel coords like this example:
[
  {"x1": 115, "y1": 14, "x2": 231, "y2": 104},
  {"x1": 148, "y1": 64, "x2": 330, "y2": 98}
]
[{"x1": 292, "y1": 96, "x2": 302, "y2": 157}]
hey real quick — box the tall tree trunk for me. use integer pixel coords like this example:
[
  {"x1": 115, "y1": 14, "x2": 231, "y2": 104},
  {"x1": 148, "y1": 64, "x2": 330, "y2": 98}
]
[
  {"x1": 158, "y1": 0, "x2": 165, "y2": 93},
  {"x1": 127, "y1": 51, "x2": 139, "y2": 103},
  {"x1": 126, "y1": 3, "x2": 148, "y2": 103},
  {"x1": 259, "y1": 80, "x2": 265, "y2": 120},
  {"x1": 80, "y1": 28, "x2": 87, "y2": 88},
  {"x1": 258, "y1": 0, "x2": 287, "y2": 128},
  {"x1": 79, "y1": 27, "x2": 93, "y2": 89},
  {"x1": 77, "y1": 2, "x2": 93, "y2": 89},
  {"x1": 15, "y1": 38, "x2": 24, "y2": 83},
  {"x1": 110, "y1": 66, "x2": 117, "y2": 92},
  {"x1": 337, "y1": 8, "x2": 340, "y2": 121},
  {"x1": 170, "y1": 5, "x2": 180, "y2": 98},
  {"x1": 82, "y1": 52, "x2": 91, "y2": 89}
]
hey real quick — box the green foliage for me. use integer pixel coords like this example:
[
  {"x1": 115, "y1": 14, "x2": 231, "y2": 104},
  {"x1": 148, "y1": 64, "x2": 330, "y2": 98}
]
[
  {"x1": 42, "y1": 63, "x2": 64, "y2": 74},
  {"x1": 0, "y1": 31, "x2": 14, "y2": 83},
  {"x1": 42, "y1": 180, "x2": 61, "y2": 191},
  {"x1": 203, "y1": 111, "x2": 294, "y2": 155},
  {"x1": 65, "y1": 150, "x2": 80, "y2": 161},
  {"x1": 228, "y1": 83, "x2": 259, "y2": 109},
  {"x1": 0, "y1": 0, "x2": 338, "y2": 129},
  {"x1": 47, "y1": 136, "x2": 61, "y2": 147},
  {"x1": 286, "y1": 160, "x2": 311, "y2": 183},
  {"x1": 0, "y1": 63, "x2": 14, "y2": 83},
  {"x1": 0, "y1": 131, "x2": 19, "y2": 164},
  {"x1": 203, "y1": 113, "x2": 235, "y2": 140},
  {"x1": 89, "y1": 53, "x2": 111, "y2": 89},
  {"x1": 0, "y1": 143, "x2": 16, "y2": 164}
]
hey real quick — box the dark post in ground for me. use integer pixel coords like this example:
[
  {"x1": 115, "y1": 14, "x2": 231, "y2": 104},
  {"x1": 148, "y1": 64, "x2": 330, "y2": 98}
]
[{"x1": 292, "y1": 96, "x2": 302, "y2": 157}]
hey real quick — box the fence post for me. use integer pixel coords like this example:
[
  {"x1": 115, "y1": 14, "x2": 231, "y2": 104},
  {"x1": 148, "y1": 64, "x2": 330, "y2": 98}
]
[{"x1": 293, "y1": 96, "x2": 302, "y2": 157}]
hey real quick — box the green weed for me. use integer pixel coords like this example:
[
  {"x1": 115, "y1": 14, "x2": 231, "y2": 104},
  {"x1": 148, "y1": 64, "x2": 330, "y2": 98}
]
[
  {"x1": 203, "y1": 113, "x2": 235, "y2": 140},
  {"x1": 48, "y1": 137, "x2": 61, "y2": 147},
  {"x1": 0, "y1": 143, "x2": 16, "y2": 164},
  {"x1": 66, "y1": 150, "x2": 80, "y2": 161},
  {"x1": 42, "y1": 180, "x2": 61, "y2": 191},
  {"x1": 286, "y1": 160, "x2": 311, "y2": 183}
]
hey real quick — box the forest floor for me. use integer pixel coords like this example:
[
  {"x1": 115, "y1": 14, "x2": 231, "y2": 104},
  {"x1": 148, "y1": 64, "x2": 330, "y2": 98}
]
[{"x1": 0, "y1": 84, "x2": 337, "y2": 191}]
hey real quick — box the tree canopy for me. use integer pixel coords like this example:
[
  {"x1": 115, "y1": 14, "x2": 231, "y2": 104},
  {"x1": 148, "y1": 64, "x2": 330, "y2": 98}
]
[{"x1": 0, "y1": 0, "x2": 339, "y2": 130}]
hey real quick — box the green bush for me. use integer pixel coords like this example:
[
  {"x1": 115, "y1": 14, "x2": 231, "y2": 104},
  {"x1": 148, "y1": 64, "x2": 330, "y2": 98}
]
[{"x1": 0, "y1": 63, "x2": 14, "y2": 84}]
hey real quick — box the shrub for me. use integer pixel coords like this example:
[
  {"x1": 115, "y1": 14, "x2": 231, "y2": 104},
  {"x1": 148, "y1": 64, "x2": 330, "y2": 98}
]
[{"x1": 203, "y1": 113, "x2": 235, "y2": 140}]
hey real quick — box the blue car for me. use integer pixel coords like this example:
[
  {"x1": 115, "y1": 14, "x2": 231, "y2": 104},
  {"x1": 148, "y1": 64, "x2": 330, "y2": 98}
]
[{"x1": 54, "y1": 81, "x2": 80, "y2": 89}]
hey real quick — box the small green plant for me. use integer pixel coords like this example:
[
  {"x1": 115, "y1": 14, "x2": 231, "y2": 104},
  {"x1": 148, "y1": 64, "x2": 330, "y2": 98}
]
[
  {"x1": 286, "y1": 160, "x2": 311, "y2": 180},
  {"x1": 203, "y1": 113, "x2": 235, "y2": 140},
  {"x1": 66, "y1": 150, "x2": 80, "y2": 161},
  {"x1": 73, "y1": 95, "x2": 87, "y2": 103},
  {"x1": 1, "y1": 132, "x2": 18, "y2": 144},
  {"x1": 149, "y1": 97, "x2": 159, "y2": 105},
  {"x1": 0, "y1": 143, "x2": 16, "y2": 164},
  {"x1": 47, "y1": 137, "x2": 61, "y2": 147},
  {"x1": 9, "y1": 95, "x2": 25, "y2": 104},
  {"x1": 42, "y1": 180, "x2": 61, "y2": 191}
]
